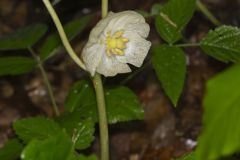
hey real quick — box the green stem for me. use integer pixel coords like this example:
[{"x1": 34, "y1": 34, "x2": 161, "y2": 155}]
[
  {"x1": 91, "y1": 1, "x2": 110, "y2": 160},
  {"x1": 101, "y1": 0, "x2": 108, "y2": 18},
  {"x1": 92, "y1": 73, "x2": 109, "y2": 160},
  {"x1": 174, "y1": 43, "x2": 200, "y2": 48},
  {"x1": 42, "y1": 0, "x2": 86, "y2": 70},
  {"x1": 29, "y1": 48, "x2": 60, "y2": 116},
  {"x1": 196, "y1": 0, "x2": 221, "y2": 26}
]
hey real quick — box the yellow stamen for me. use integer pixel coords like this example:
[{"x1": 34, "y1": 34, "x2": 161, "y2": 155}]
[{"x1": 105, "y1": 30, "x2": 129, "y2": 56}]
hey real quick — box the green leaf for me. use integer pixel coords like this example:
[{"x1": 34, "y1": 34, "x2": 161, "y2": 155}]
[
  {"x1": 0, "y1": 24, "x2": 47, "y2": 50},
  {"x1": 0, "y1": 57, "x2": 36, "y2": 76},
  {"x1": 39, "y1": 15, "x2": 92, "y2": 60},
  {"x1": 200, "y1": 25, "x2": 240, "y2": 63},
  {"x1": 155, "y1": 0, "x2": 196, "y2": 44},
  {"x1": 177, "y1": 153, "x2": 195, "y2": 160},
  {"x1": 22, "y1": 132, "x2": 72, "y2": 160},
  {"x1": 196, "y1": 64, "x2": 240, "y2": 160},
  {"x1": 65, "y1": 80, "x2": 95, "y2": 112},
  {"x1": 0, "y1": 139, "x2": 23, "y2": 160},
  {"x1": 152, "y1": 45, "x2": 186, "y2": 106},
  {"x1": 69, "y1": 154, "x2": 97, "y2": 160},
  {"x1": 13, "y1": 117, "x2": 62, "y2": 143},
  {"x1": 105, "y1": 87, "x2": 144, "y2": 123},
  {"x1": 65, "y1": 80, "x2": 144, "y2": 124},
  {"x1": 57, "y1": 114, "x2": 95, "y2": 150}
]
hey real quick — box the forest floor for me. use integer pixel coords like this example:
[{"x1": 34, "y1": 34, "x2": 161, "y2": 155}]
[{"x1": 0, "y1": 0, "x2": 239, "y2": 159}]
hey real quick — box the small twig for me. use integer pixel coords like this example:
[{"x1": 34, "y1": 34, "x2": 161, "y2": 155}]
[
  {"x1": 197, "y1": 0, "x2": 221, "y2": 26},
  {"x1": 42, "y1": 0, "x2": 86, "y2": 70},
  {"x1": 29, "y1": 47, "x2": 60, "y2": 116}
]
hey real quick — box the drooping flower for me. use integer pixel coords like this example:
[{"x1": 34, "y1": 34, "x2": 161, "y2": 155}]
[{"x1": 82, "y1": 11, "x2": 151, "y2": 77}]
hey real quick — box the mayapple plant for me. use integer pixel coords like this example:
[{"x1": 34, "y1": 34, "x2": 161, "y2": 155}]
[{"x1": 0, "y1": 0, "x2": 240, "y2": 160}]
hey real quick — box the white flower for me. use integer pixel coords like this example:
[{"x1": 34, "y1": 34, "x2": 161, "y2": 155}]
[{"x1": 82, "y1": 11, "x2": 151, "y2": 77}]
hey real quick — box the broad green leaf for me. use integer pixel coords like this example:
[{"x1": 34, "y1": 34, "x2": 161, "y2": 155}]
[
  {"x1": 65, "y1": 80, "x2": 144, "y2": 124},
  {"x1": 0, "y1": 57, "x2": 36, "y2": 76},
  {"x1": 152, "y1": 45, "x2": 186, "y2": 106},
  {"x1": 105, "y1": 87, "x2": 144, "y2": 123},
  {"x1": 69, "y1": 154, "x2": 97, "y2": 160},
  {"x1": 22, "y1": 132, "x2": 72, "y2": 160},
  {"x1": 177, "y1": 153, "x2": 195, "y2": 160},
  {"x1": 0, "y1": 139, "x2": 23, "y2": 160},
  {"x1": 77, "y1": 155, "x2": 97, "y2": 160},
  {"x1": 65, "y1": 80, "x2": 95, "y2": 112},
  {"x1": 0, "y1": 24, "x2": 47, "y2": 50},
  {"x1": 155, "y1": 0, "x2": 196, "y2": 44},
  {"x1": 13, "y1": 117, "x2": 62, "y2": 143},
  {"x1": 57, "y1": 114, "x2": 95, "y2": 150},
  {"x1": 196, "y1": 64, "x2": 240, "y2": 160},
  {"x1": 200, "y1": 26, "x2": 240, "y2": 63},
  {"x1": 39, "y1": 15, "x2": 92, "y2": 60},
  {"x1": 151, "y1": 4, "x2": 163, "y2": 16}
]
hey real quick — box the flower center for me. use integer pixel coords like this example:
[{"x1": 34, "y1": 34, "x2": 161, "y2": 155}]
[{"x1": 105, "y1": 30, "x2": 129, "y2": 56}]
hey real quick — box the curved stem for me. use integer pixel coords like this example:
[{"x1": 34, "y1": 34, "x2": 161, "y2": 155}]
[
  {"x1": 197, "y1": 0, "x2": 221, "y2": 26},
  {"x1": 29, "y1": 48, "x2": 60, "y2": 116},
  {"x1": 42, "y1": 0, "x2": 86, "y2": 70},
  {"x1": 92, "y1": 73, "x2": 109, "y2": 160}
]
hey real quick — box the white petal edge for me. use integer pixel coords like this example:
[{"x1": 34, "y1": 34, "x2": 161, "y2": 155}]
[
  {"x1": 82, "y1": 43, "x2": 105, "y2": 76},
  {"x1": 96, "y1": 54, "x2": 131, "y2": 77}
]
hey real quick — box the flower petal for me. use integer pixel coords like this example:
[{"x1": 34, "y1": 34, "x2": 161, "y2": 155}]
[
  {"x1": 82, "y1": 43, "x2": 105, "y2": 76},
  {"x1": 88, "y1": 12, "x2": 115, "y2": 44},
  {"x1": 116, "y1": 33, "x2": 151, "y2": 67},
  {"x1": 104, "y1": 11, "x2": 146, "y2": 34},
  {"x1": 96, "y1": 54, "x2": 131, "y2": 77},
  {"x1": 125, "y1": 22, "x2": 150, "y2": 38}
]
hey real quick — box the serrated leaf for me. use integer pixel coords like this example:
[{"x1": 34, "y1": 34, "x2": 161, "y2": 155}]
[
  {"x1": 65, "y1": 80, "x2": 144, "y2": 124},
  {"x1": 13, "y1": 117, "x2": 62, "y2": 143},
  {"x1": 0, "y1": 139, "x2": 23, "y2": 160},
  {"x1": 152, "y1": 45, "x2": 186, "y2": 106},
  {"x1": 200, "y1": 25, "x2": 240, "y2": 62},
  {"x1": 65, "y1": 80, "x2": 95, "y2": 112},
  {"x1": 22, "y1": 132, "x2": 72, "y2": 160},
  {"x1": 0, "y1": 57, "x2": 36, "y2": 76},
  {"x1": 196, "y1": 64, "x2": 240, "y2": 160},
  {"x1": 0, "y1": 24, "x2": 47, "y2": 50},
  {"x1": 39, "y1": 15, "x2": 92, "y2": 60},
  {"x1": 57, "y1": 114, "x2": 95, "y2": 150},
  {"x1": 105, "y1": 87, "x2": 144, "y2": 123},
  {"x1": 155, "y1": 0, "x2": 196, "y2": 44}
]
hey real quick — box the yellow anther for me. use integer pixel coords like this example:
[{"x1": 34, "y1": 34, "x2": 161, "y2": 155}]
[
  {"x1": 122, "y1": 38, "x2": 129, "y2": 42},
  {"x1": 114, "y1": 48, "x2": 124, "y2": 55},
  {"x1": 113, "y1": 31, "x2": 124, "y2": 38},
  {"x1": 105, "y1": 30, "x2": 129, "y2": 57}
]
